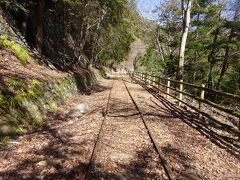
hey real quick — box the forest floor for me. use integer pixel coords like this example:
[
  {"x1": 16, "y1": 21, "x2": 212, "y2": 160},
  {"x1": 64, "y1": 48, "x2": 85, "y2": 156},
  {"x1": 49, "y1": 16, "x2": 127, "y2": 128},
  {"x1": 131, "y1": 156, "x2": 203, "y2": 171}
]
[
  {"x1": 0, "y1": 49, "x2": 68, "y2": 82},
  {"x1": 0, "y1": 74, "x2": 239, "y2": 179}
]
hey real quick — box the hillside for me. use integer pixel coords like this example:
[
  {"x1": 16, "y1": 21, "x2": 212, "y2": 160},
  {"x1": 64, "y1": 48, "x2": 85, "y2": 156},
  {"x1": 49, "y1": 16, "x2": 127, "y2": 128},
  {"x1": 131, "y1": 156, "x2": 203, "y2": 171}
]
[
  {"x1": 0, "y1": 0, "x2": 239, "y2": 179},
  {"x1": 0, "y1": 1, "x2": 148, "y2": 142}
]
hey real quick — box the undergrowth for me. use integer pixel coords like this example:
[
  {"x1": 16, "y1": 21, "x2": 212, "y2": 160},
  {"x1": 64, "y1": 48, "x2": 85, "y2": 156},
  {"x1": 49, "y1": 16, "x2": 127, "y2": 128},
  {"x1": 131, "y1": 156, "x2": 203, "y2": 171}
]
[{"x1": 4, "y1": 77, "x2": 26, "y2": 90}]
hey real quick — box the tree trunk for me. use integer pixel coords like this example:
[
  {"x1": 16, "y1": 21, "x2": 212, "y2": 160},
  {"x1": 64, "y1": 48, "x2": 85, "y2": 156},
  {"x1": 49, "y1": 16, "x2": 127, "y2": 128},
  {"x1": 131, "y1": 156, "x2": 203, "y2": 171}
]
[
  {"x1": 36, "y1": 0, "x2": 44, "y2": 53},
  {"x1": 215, "y1": 29, "x2": 233, "y2": 90},
  {"x1": 207, "y1": 63, "x2": 214, "y2": 89},
  {"x1": 156, "y1": 32, "x2": 165, "y2": 61},
  {"x1": 207, "y1": 8, "x2": 222, "y2": 90},
  {"x1": 21, "y1": 14, "x2": 28, "y2": 38},
  {"x1": 176, "y1": 0, "x2": 193, "y2": 80},
  {"x1": 207, "y1": 27, "x2": 220, "y2": 89},
  {"x1": 216, "y1": 5, "x2": 238, "y2": 90}
]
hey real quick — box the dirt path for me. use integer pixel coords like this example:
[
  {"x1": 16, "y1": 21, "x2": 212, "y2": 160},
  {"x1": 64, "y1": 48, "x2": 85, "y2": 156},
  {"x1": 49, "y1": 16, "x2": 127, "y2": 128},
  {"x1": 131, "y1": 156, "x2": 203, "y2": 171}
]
[
  {"x1": 0, "y1": 79, "x2": 112, "y2": 179},
  {"x1": 0, "y1": 74, "x2": 239, "y2": 179},
  {"x1": 86, "y1": 77, "x2": 166, "y2": 179},
  {"x1": 123, "y1": 75, "x2": 240, "y2": 180}
]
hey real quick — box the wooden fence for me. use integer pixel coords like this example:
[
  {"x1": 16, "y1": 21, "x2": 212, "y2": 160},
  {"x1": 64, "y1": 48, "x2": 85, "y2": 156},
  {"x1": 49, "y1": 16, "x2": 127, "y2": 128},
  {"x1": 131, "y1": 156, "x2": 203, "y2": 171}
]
[{"x1": 132, "y1": 72, "x2": 240, "y2": 139}]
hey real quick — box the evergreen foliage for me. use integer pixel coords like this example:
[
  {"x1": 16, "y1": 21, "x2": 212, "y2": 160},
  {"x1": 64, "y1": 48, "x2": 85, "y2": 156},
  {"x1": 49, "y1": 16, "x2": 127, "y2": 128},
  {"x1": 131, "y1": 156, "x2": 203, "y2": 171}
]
[
  {"x1": 0, "y1": 0, "x2": 145, "y2": 69},
  {"x1": 136, "y1": 0, "x2": 240, "y2": 94}
]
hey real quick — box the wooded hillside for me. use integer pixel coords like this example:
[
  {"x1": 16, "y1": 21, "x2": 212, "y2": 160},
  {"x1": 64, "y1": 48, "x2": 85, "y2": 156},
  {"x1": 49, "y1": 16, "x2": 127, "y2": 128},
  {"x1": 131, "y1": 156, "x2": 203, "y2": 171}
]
[
  {"x1": 0, "y1": 0, "x2": 152, "y2": 142},
  {"x1": 0, "y1": 0, "x2": 148, "y2": 71},
  {"x1": 136, "y1": 0, "x2": 240, "y2": 95}
]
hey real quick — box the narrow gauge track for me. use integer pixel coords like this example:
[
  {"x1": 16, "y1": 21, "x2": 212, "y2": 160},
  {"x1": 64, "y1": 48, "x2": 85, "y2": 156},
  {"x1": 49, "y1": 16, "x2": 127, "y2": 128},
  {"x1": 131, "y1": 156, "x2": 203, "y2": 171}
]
[
  {"x1": 85, "y1": 75, "x2": 173, "y2": 179},
  {"x1": 84, "y1": 79, "x2": 114, "y2": 180},
  {"x1": 121, "y1": 74, "x2": 173, "y2": 180}
]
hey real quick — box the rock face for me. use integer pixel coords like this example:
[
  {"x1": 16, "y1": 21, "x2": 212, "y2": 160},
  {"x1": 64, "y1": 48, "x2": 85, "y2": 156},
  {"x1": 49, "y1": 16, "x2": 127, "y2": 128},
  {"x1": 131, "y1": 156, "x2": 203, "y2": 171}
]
[
  {"x1": 0, "y1": 7, "x2": 30, "y2": 51},
  {"x1": 0, "y1": 77, "x2": 78, "y2": 137},
  {"x1": 43, "y1": 11, "x2": 76, "y2": 70},
  {"x1": 0, "y1": 6, "x2": 97, "y2": 139}
]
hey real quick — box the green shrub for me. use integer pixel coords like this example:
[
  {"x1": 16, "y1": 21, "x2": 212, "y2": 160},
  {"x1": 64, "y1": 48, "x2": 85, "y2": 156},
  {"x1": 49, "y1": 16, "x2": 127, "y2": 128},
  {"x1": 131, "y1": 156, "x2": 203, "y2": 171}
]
[
  {"x1": 4, "y1": 77, "x2": 26, "y2": 89},
  {"x1": 0, "y1": 34, "x2": 30, "y2": 66},
  {"x1": 0, "y1": 136, "x2": 10, "y2": 146},
  {"x1": 0, "y1": 95, "x2": 6, "y2": 105}
]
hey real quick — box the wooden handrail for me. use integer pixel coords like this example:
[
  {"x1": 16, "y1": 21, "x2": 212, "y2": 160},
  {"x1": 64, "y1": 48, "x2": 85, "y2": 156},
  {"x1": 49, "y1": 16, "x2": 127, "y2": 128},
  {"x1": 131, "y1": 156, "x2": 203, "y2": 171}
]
[
  {"x1": 135, "y1": 72, "x2": 240, "y2": 100},
  {"x1": 133, "y1": 72, "x2": 240, "y2": 138}
]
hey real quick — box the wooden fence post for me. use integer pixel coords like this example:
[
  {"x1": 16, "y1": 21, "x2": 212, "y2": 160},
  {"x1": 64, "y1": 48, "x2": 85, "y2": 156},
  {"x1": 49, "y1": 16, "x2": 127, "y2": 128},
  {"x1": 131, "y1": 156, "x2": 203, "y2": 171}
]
[
  {"x1": 179, "y1": 80, "x2": 183, "y2": 106},
  {"x1": 147, "y1": 74, "x2": 150, "y2": 86},
  {"x1": 151, "y1": 73, "x2": 154, "y2": 86},
  {"x1": 238, "y1": 120, "x2": 240, "y2": 141},
  {"x1": 167, "y1": 78, "x2": 170, "y2": 99},
  {"x1": 198, "y1": 84, "x2": 205, "y2": 118},
  {"x1": 158, "y1": 77, "x2": 161, "y2": 93},
  {"x1": 148, "y1": 74, "x2": 151, "y2": 87},
  {"x1": 153, "y1": 74, "x2": 155, "y2": 86},
  {"x1": 145, "y1": 73, "x2": 147, "y2": 85},
  {"x1": 149, "y1": 74, "x2": 152, "y2": 86}
]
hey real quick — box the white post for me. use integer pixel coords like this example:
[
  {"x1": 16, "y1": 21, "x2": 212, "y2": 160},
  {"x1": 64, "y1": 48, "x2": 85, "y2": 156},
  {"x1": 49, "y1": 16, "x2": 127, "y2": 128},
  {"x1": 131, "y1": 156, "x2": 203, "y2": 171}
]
[
  {"x1": 179, "y1": 80, "x2": 183, "y2": 106},
  {"x1": 199, "y1": 84, "x2": 205, "y2": 118},
  {"x1": 167, "y1": 78, "x2": 170, "y2": 99}
]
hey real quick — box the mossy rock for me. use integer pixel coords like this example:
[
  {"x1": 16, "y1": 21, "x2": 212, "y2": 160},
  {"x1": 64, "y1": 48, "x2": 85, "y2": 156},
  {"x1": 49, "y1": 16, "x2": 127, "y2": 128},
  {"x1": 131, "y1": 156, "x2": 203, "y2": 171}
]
[
  {"x1": 21, "y1": 99, "x2": 42, "y2": 122},
  {"x1": 0, "y1": 75, "x2": 77, "y2": 141},
  {"x1": 0, "y1": 124, "x2": 18, "y2": 136},
  {"x1": 73, "y1": 73, "x2": 88, "y2": 91},
  {"x1": 46, "y1": 99, "x2": 58, "y2": 112},
  {"x1": 4, "y1": 77, "x2": 26, "y2": 90},
  {"x1": 0, "y1": 34, "x2": 30, "y2": 66}
]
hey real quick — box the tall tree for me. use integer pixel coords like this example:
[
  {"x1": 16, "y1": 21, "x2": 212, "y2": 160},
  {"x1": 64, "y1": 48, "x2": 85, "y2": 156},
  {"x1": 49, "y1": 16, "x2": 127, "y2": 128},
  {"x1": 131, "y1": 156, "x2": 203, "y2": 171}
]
[
  {"x1": 216, "y1": 0, "x2": 240, "y2": 90},
  {"x1": 35, "y1": 0, "x2": 44, "y2": 53},
  {"x1": 177, "y1": 0, "x2": 193, "y2": 80}
]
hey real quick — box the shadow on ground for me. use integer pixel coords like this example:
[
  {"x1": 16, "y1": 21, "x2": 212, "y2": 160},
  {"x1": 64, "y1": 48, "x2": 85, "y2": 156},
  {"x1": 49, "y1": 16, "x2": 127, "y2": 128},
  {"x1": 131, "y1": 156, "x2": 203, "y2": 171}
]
[
  {"x1": 0, "y1": 124, "x2": 168, "y2": 179},
  {"x1": 133, "y1": 78, "x2": 240, "y2": 159},
  {"x1": 0, "y1": 84, "x2": 164, "y2": 179}
]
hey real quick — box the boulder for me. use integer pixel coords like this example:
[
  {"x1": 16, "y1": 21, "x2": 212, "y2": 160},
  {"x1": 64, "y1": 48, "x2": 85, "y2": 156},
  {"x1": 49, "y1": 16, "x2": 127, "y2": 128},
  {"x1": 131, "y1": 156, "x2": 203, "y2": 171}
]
[{"x1": 68, "y1": 103, "x2": 89, "y2": 118}]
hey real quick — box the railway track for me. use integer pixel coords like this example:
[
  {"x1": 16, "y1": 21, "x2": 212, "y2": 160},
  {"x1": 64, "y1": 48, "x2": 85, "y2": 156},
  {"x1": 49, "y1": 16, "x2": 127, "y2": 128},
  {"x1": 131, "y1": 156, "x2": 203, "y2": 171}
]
[
  {"x1": 84, "y1": 74, "x2": 173, "y2": 179},
  {"x1": 84, "y1": 79, "x2": 114, "y2": 180},
  {"x1": 121, "y1": 75, "x2": 173, "y2": 180},
  {"x1": 0, "y1": 74, "x2": 238, "y2": 179}
]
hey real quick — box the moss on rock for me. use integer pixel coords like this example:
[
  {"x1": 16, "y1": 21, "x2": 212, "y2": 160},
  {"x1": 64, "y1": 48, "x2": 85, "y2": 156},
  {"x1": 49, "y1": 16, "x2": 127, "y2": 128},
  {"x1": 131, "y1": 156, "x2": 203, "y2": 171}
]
[{"x1": 0, "y1": 34, "x2": 30, "y2": 66}]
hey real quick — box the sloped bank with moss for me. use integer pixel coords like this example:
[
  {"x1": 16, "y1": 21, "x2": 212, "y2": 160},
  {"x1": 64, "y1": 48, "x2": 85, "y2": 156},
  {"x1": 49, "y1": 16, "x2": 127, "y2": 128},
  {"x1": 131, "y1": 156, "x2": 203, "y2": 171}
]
[
  {"x1": 0, "y1": 35, "x2": 97, "y2": 144},
  {"x1": 0, "y1": 75, "x2": 79, "y2": 141}
]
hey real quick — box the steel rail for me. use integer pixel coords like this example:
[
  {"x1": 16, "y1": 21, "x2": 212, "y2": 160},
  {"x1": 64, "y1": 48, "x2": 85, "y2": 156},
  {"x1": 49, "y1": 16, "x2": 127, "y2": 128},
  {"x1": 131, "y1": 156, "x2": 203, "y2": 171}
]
[
  {"x1": 121, "y1": 75, "x2": 174, "y2": 180},
  {"x1": 84, "y1": 79, "x2": 114, "y2": 180}
]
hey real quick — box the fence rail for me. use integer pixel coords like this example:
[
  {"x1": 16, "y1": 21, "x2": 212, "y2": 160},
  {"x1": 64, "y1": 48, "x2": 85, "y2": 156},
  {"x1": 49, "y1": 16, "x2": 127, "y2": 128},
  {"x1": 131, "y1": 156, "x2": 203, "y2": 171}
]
[{"x1": 132, "y1": 72, "x2": 240, "y2": 138}]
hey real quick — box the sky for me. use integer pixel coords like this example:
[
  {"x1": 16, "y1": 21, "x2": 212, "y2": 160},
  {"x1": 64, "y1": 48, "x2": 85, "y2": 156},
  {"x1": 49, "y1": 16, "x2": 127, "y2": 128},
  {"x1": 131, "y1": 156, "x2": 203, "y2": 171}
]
[
  {"x1": 136, "y1": 0, "x2": 161, "y2": 20},
  {"x1": 136, "y1": 0, "x2": 239, "y2": 21}
]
